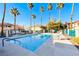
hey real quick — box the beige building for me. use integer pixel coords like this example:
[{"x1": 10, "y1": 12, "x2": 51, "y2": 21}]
[
  {"x1": 24, "y1": 24, "x2": 46, "y2": 33},
  {"x1": 72, "y1": 20, "x2": 79, "y2": 29},
  {"x1": 0, "y1": 23, "x2": 24, "y2": 32},
  {"x1": 31, "y1": 25, "x2": 42, "y2": 31},
  {"x1": 65, "y1": 20, "x2": 79, "y2": 30}
]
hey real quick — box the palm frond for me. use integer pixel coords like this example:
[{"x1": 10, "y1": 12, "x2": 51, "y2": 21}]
[
  {"x1": 48, "y1": 3, "x2": 52, "y2": 10},
  {"x1": 27, "y1": 3, "x2": 34, "y2": 9},
  {"x1": 40, "y1": 6, "x2": 44, "y2": 12},
  {"x1": 10, "y1": 8, "x2": 20, "y2": 16},
  {"x1": 57, "y1": 3, "x2": 64, "y2": 9},
  {"x1": 32, "y1": 14, "x2": 36, "y2": 19}
]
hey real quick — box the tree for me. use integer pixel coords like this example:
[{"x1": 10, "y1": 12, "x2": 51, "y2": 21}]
[
  {"x1": 40, "y1": 6, "x2": 44, "y2": 26},
  {"x1": 57, "y1": 3, "x2": 64, "y2": 30},
  {"x1": 32, "y1": 14, "x2": 36, "y2": 32},
  {"x1": 10, "y1": 8, "x2": 20, "y2": 34},
  {"x1": 60, "y1": 23, "x2": 67, "y2": 34},
  {"x1": 1, "y1": 3, "x2": 6, "y2": 37},
  {"x1": 46, "y1": 19, "x2": 67, "y2": 33},
  {"x1": 70, "y1": 3, "x2": 74, "y2": 30},
  {"x1": 46, "y1": 19, "x2": 55, "y2": 32},
  {"x1": 48, "y1": 3, "x2": 52, "y2": 21},
  {"x1": 27, "y1": 3, "x2": 34, "y2": 30},
  {"x1": 57, "y1": 19, "x2": 61, "y2": 30},
  {"x1": 57, "y1": 3, "x2": 64, "y2": 20}
]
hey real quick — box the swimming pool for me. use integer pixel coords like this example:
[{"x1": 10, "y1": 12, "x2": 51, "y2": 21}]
[{"x1": 7, "y1": 34, "x2": 51, "y2": 51}]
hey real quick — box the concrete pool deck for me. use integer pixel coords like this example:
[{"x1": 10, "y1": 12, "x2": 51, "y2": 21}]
[{"x1": 0, "y1": 37, "x2": 79, "y2": 56}]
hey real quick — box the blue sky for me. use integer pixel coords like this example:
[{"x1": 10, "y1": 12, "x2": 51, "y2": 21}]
[{"x1": 0, "y1": 3, "x2": 79, "y2": 26}]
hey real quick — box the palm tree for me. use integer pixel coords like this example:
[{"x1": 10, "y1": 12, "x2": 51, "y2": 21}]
[
  {"x1": 32, "y1": 14, "x2": 36, "y2": 33},
  {"x1": 27, "y1": 3, "x2": 34, "y2": 30},
  {"x1": 57, "y1": 3, "x2": 64, "y2": 20},
  {"x1": 47, "y1": 3, "x2": 52, "y2": 32},
  {"x1": 40, "y1": 6, "x2": 44, "y2": 26},
  {"x1": 1, "y1": 3, "x2": 6, "y2": 37},
  {"x1": 48, "y1": 3, "x2": 52, "y2": 21},
  {"x1": 10, "y1": 8, "x2": 20, "y2": 34},
  {"x1": 57, "y1": 3, "x2": 64, "y2": 30},
  {"x1": 70, "y1": 3, "x2": 74, "y2": 30}
]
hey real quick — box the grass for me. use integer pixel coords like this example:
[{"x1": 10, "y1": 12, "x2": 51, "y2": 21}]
[{"x1": 70, "y1": 37, "x2": 79, "y2": 46}]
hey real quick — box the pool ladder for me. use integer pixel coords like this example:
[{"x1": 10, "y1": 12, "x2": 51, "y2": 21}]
[
  {"x1": 1, "y1": 38, "x2": 6, "y2": 47},
  {"x1": 1, "y1": 38, "x2": 22, "y2": 47}
]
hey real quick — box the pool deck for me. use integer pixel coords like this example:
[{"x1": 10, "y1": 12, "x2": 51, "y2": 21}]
[
  {"x1": 0, "y1": 37, "x2": 79, "y2": 56},
  {"x1": 35, "y1": 39, "x2": 79, "y2": 56}
]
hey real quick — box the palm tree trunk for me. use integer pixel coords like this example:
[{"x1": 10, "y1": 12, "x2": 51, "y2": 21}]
[
  {"x1": 49, "y1": 11, "x2": 51, "y2": 21},
  {"x1": 71, "y1": 3, "x2": 74, "y2": 18},
  {"x1": 59, "y1": 9, "x2": 61, "y2": 20},
  {"x1": 58, "y1": 9, "x2": 61, "y2": 30},
  {"x1": 41, "y1": 13, "x2": 42, "y2": 26},
  {"x1": 14, "y1": 15, "x2": 16, "y2": 34},
  {"x1": 49, "y1": 11, "x2": 51, "y2": 32},
  {"x1": 1, "y1": 3, "x2": 6, "y2": 37},
  {"x1": 34, "y1": 19, "x2": 35, "y2": 33},
  {"x1": 30, "y1": 9, "x2": 32, "y2": 30},
  {"x1": 70, "y1": 3, "x2": 74, "y2": 30},
  {"x1": 40, "y1": 13, "x2": 43, "y2": 33}
]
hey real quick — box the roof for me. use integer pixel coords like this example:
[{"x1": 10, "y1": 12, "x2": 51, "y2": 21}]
[
  {"x1": 0, "y1": 23, "x2": 14, "y2": 26},
  {"x1": 73, "y1": 20, "x2": 79, "y2": 23},
  {"x1": 64, "y1": 20, "x2": 79, "y2": 25},
  {"x1": 0, "y1": 23, "x2": 24, "y2": 31}
]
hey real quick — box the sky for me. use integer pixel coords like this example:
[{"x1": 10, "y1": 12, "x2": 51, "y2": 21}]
[{"x1": 0, "y1": 3, "x2": 79, "y2": 26}]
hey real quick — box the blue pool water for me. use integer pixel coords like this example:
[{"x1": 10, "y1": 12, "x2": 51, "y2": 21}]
[{"x1": 7, "y1": 34, "x2": 51, "y2": 51}]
